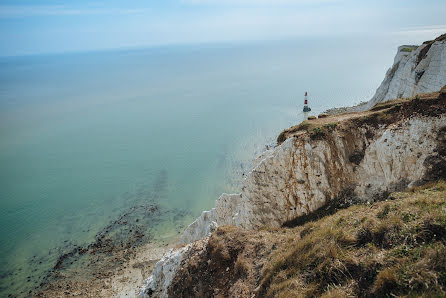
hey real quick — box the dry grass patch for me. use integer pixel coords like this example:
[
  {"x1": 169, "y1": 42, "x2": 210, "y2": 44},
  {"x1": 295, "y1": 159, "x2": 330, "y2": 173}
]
[{"x1": 258, "y1": 181, "x2": 446, "y2": 297}]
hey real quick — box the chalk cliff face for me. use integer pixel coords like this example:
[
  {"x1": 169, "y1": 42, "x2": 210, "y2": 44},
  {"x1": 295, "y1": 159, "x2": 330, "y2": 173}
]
[
  {"x1": 139, "y1": 89, "x2": 446, "y2": 297},
  {"x1": 139, "y1": 244, "x2": 194, "y2": 298},
  {"x1": 366, "y1": 34, "x2": 446, "y2": 109},
  {"x1": 181, "y1": 103, "x2": 445, "y2": 244}
]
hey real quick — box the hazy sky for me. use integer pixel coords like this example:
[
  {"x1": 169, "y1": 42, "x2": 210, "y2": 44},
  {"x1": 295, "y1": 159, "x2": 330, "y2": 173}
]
[{"x1": 0, "y1": 0, "x2": 445, "y2": 56}]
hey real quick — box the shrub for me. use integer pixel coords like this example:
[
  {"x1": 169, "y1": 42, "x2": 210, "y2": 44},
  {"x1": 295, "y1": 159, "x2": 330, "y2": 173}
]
[
  {"x1": 310, "y1": 127, "x2": 325, "y2": 140},
  {"x1": 373, "y1": 268, "x2": 399, "y2": 296},
  {"x1": 277, "y1": 132, "x2": 287, "y2": 144},
  {"x1": 324, "y1": 123, "x2": 338, "y2": 131}
]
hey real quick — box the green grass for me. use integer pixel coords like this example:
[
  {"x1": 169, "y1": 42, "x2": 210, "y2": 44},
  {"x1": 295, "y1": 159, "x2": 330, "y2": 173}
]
[
  {"x1": 310, "y1": 127, "x2": 325, "y2": 140},
  {"x1": 277, "y1": 121, "x2": 338, "y2": 144},
  {"x1": 167, "y1": 181, "x2": 446, "y2": 297},
  {"x1": 324, "y1": 123, "x2": 338, "y2": 131},
  {"x1": 400, "y1": 47, "x2": 416, "y2": 52}
]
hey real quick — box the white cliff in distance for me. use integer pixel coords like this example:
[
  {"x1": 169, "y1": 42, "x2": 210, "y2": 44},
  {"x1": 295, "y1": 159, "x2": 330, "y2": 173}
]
[{"x1": 366, "y1": 34, "x2": 446, "y2": 109}]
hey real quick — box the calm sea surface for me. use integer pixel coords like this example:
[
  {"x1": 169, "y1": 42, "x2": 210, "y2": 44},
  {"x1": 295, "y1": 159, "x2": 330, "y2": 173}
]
[{"x1": 0, "y1": 36, "x2": 394, "y2": 296}]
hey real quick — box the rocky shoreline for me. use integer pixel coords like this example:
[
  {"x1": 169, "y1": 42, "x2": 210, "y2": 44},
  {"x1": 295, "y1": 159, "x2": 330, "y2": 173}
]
[
  {"x1": 32, "y1": 193, "x2": 188, "y2": 297},
  {"x1": 36, "y1": 240, "x2": 172, "y2": 297}
]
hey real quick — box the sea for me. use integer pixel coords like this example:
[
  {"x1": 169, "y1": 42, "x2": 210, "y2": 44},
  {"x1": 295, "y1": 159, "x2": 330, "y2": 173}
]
[{"x1": 0, "y1": 35, "x2": 396, "y2": 296}]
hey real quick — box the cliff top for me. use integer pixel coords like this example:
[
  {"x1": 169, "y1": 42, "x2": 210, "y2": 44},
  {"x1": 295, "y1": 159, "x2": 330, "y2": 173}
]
[
  {"x1": 278, "y1": 85, "x2": 446, "y2": 145},
  {"x1": 423, "y1": 33, "x2": 446, "y2": 44}
]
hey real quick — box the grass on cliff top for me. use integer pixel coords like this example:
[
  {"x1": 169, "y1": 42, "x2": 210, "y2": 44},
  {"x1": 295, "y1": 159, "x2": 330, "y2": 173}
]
[
  {"x1": 277, "y1": 121, "x2": 338, "y2": 144},
  {"x1": 276, "y1": 88, "x2": 445, "y2": 145},
  {"x1": 258, "y1": 181, "x2": 446, "y2": 297},
  {"x1": 400, "y1": 47, "x2": 417, "y2": 52}
]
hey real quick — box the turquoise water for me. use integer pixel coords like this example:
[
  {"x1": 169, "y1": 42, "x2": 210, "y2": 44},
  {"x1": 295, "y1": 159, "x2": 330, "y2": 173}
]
[{"x1": 0, "y1": 37, "x2": 392, "y2": 296}]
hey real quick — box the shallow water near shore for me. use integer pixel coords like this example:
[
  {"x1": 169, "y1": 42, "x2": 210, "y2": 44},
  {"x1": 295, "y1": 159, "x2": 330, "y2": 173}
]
[{"x1": 0, "y1": 36, "x2": 394, "y2": 296}]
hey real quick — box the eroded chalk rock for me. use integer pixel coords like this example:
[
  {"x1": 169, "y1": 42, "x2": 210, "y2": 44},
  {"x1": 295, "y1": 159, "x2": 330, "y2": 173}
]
[
  {"x1": 138, "y1": 245, "x2": 192, "y2": 298},
  {"x1": 366, "y1": 35, "x2": 446, "y2": 108},
  {"x1": 180, "y1": 115, "x2": 446, "y2": 243}
]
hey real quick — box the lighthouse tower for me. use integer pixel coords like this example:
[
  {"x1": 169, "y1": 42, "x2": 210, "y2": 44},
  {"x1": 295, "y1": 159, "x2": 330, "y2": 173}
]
[
  {"x1": 303, "y1": 91, "x2": 311, "y2": 120},
  {"x1": 303, "y1": 92, "x2": 311, "y2": 112}
]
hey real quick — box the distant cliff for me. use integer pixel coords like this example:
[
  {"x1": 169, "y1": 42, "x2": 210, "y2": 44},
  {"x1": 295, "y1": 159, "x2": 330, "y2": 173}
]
[{"x1": 366, "y1": 34, "x2": 446, "y2": 108}]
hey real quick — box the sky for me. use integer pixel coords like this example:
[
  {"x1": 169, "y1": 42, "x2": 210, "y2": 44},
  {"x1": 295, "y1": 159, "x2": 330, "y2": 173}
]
[{"x1": 0, "y1": 0, "x2": 446, "y2": 56}]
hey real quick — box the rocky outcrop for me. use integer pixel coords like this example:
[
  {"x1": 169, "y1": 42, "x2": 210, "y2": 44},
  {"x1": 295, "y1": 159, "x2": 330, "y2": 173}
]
[
  {"x1": 139, "y1": 91, "x2": 446, "y2": 297},
  {"x1": 366, "y1": 34, "x2": 446, "y2": 109}
]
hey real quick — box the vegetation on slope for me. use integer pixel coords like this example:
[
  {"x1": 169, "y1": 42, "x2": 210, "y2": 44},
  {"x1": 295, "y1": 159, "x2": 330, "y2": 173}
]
[
  {"x1": 169, "y1": 182, "x2": 446, "y2": 297},
  {"x1": 400, "y1": 46, "x2": 417, "y2": 53},
  {"x1": 259, "y1": 181, "x2": 446, "y2": 297}
]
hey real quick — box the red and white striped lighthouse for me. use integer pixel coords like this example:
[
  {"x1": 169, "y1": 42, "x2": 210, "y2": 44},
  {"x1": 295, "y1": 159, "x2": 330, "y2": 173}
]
[{"x1": 303, "y1": 91, "x2": 311, "y2": 113}]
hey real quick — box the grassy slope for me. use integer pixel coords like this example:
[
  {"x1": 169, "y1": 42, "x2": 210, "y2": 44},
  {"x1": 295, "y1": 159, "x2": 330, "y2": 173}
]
[
  {"x1": 169, "y1": 182, "x2": 446, "y2": 297},
  {"x1": 260, "y1": 181, "x2": 446, "y2": 297}
]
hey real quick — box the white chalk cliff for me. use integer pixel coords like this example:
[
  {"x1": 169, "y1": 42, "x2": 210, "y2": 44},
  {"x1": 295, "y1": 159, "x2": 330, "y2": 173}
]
[
  {"x1": 366, "y1": 34, "x2": 446, "y2": 109},
  {"x1": 139, "y1": 245, "x2": 192, "y2": 298},
  {"x1": 180, "y1": 116, "x2": 445, "y2": 244}
]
